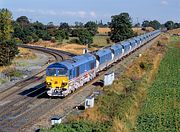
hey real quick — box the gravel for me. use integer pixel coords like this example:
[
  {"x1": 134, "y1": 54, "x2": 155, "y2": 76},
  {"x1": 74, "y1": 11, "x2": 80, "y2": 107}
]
[{"x1": 0, "y1": 50, "x2": 50, "y2": 90}]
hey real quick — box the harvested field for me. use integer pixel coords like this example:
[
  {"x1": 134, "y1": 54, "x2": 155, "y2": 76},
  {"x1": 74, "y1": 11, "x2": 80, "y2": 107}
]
[
  {"x1": 167, "y1": 28, "x2": 180, "y2": 35},
  {"x1": 132, "y1": 27, "x2": 154, "y2": 35},
  {"x1": 132, "y1": 28, "x2": 145, "y2": 35},
  {"x1": 98, "y1": 27, "x2": 111, "y2": 34},
  {"x1": 29, "y1": 41, "x2": 86, "y2": 55},
  {"x1": 52, "y1": 43, "x2": 86, "y2": 55}
]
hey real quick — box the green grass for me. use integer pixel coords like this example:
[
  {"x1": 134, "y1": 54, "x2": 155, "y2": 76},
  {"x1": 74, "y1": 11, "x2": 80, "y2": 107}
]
[
  {"x1": 63, "y1": 36, "x2": 112, "y2": 48},
  {"x1": 6, "y1": 70, "x2": 23, "y2": 77},
  {"x1": 0, "y1": 78, "x2": 6, "y2": 84},
  {"x1": 136, "y1": 37, "x2": 180, "y2": 132},
  {"x1": 92, "y1": 35, "x2": 111, "y2": 48},
  {"x1": 41, "y1": 120, "x2": 111, "y2": 132}
]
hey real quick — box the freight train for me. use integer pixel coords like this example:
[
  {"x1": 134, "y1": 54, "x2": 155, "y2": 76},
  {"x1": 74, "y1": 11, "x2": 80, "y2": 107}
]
[{"x1": 46, "y1": 30, "x2": 161, "y2": 96}]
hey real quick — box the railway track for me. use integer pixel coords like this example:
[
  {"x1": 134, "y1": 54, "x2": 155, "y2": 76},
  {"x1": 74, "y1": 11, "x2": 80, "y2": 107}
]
[
  {"x1": 20, "y1": 36, "x2": 161, "y2": 132},
  {"x1": 0, "y1": 45, "x2": 75, "y2": 101},
  {"x1": 0, "y1": 36, "x2": 160, "y2": 132},
  {"x1": 0, "y1": 45, "x2": 76, "y2": 132}
]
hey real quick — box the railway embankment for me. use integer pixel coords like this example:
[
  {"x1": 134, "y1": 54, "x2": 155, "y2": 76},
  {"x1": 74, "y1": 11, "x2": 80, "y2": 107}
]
[{"x1": 41, "y1": 34, "x2": 169, "y2": 131}]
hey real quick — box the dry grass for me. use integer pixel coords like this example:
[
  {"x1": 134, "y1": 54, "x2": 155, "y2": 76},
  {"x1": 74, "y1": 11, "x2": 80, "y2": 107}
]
[
  {"x1": 51, "y1": 43, "x2": 86, "y2": 55},
  {"x1": 158, "y1": 33, "x2": 170, "y2": 44},
  {"x1": 0, "y1": 65, "x2": 15, "y2": 73},
  {"x1": 73, "y1": 106, "x2": 108, "y2": 123},
  {"x1": 132, "y1": 28, "x2": 145, "y2": 35},
  {"x1": 16, "y1": 47, "x2": 36, "y2": 60},
  {"x1": 167, "y1": 28, "x2": 180, "y2": 35},
  {"x1": 112, "y1": 118, "x2": 127, "y2": 132},
  {"x1": 29, "y1": 41, "x2": 86, "y2": 55},
  {"x1": 98, "y1": 27, "x2": 111, "y2": 34},
  {"x1": 144, "y1": 27, "x2": 154, "y2": 32},
  {"x1": 132, "y1": 27, "x2": 154, "y2": 35},
  {"x1": 0, "y1": 47, "x2": 36, "y2": 73}
]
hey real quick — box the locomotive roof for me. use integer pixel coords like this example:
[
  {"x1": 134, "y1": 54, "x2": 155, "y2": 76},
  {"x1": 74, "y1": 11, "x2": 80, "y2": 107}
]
[{"x1": 47, "y1": 53, "x2": 96, "y2": 70}]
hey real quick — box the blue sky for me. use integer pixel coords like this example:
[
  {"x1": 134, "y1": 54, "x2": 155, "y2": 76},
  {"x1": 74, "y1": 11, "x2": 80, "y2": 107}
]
[{"x1": 0, "y1": 0, "x2": 179, "y2": 25}]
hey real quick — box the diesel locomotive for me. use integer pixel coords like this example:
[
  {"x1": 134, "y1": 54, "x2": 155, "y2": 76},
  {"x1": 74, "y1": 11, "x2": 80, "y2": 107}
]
[{"x1": 46, "y1": 30, "x2": 161, "y2": 96}]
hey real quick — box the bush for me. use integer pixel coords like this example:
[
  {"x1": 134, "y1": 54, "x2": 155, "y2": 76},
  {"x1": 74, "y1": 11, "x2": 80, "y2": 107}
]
[
  {"x1": 31, "y1": 33, "x2": 39, "y2": 42},
  {"x1": 69, "y1": 38, "x2": 80, "y2": 44},
  {"x1": 77, "y1": 29, "x2": 93, "y2": 45},
  {"x1": 23, "y1": 35, "x2": 33, "y2": 44},
  {"x1": 42, "y1": 120, "x2": 111, "y2": 132},
  {"x1": 0, "y1": 40, "x2": 19, "y2": 66},
  {"x1": 14, "y1": 38, "x2": 23, "y2": 44},
  {"x1": 106, "y1": 38, "x2": 111, "y2": 44},
  {"x1": 50, "y1": 37, "x2": 56, "y2": 43},
  {"x1": 139, "y1": 62, "x2": 152, "y2": 71}
]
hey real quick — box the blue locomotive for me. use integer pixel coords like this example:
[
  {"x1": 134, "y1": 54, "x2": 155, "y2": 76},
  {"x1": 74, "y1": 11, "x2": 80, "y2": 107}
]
[{"x1": 46, "y1": 30, "x2": 160, "y2": 96}]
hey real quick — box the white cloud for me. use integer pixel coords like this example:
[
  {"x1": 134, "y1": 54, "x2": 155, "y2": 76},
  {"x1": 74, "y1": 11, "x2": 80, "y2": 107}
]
[
  {"x1": 78, "y1": 11, "x2": 86, "y2": 18},
  {"x1": 14, "y1": 8, "x2": 97, "y2": 18},
  {"x1": 161, "y1": 0, "x2": 168, "y2": 5},
  {"x1": 16, "y1": 8, "x2": 35, "y2": 13},
  {"x1": 90, "y1": 11, "x2": 96, "y2": 17}
]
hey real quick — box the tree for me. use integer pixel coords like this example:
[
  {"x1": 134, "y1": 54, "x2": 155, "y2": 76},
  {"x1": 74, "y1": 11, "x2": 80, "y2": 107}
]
[
  {"x1": 84, "y1": 21, "x2": 98, "y2": 36},
  {"x1": 59, "y1": 22, "x2": 70, "y2": 31},
  {"x1": 0, "y1": 8, "x2": 14, "y2": 41},
  {"x1": 164, "y1": 21, "x2": 174, "y2": 30},
  {"x1": 13, "y1": 21, "x2": 26, "y2": 40},
  {"x1": 77, "y1": 29, "x2": 93, "y2": 45},
  {"x1": 0, "y1": 40, "x2": 19, "y2": 66},
  {"x1": 109, "y1": 12, "x2": 134, "y2": 42},
  {"x1": 16, "y1": 16, "x2": 30, "y2": 26},
  {"x1": 55, "y1": 30, "x2": 67, "y2": 41},
  {"x1": 47, "y1": 22, "x2": 55, "y2": 29},
  {"x1": 142, "y1": 20, "x2": 150, "y2": 27},
  {"x1": 174, "y1": 23, "x2": 180, "y2": 29},
  {"x1": 149, "y1": 20, "x2": 161, "y2": 29},
  {"x1": 134, "y1": 23, "x2": 141, "y2": 27},
  {"x1": 0, "y1": 8, "x2": 18, "y2": 66},
  {"x1": 32, "y1": 21, "x2": 45, "y2": 30},
  {"x1": 74, "y1": 21, "x2": 84, "y2": 28}
]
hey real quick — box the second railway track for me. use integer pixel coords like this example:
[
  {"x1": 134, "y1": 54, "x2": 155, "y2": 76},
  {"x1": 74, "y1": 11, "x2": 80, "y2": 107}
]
[
  {"x1": 0, "y1": 45, "x2": 75, "y2": 101},
  {"x1": 0, "y1": 36, "x2": 159, "y2": 132},
  {"x1": 0, "y1": 45, "x2": 76, "y2": 132}
]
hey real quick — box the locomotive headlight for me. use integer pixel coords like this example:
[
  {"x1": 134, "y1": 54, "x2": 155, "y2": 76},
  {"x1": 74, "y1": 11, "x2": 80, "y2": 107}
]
[{"x1": 62, "y1": 81, "x2": 67, "y2": 86}]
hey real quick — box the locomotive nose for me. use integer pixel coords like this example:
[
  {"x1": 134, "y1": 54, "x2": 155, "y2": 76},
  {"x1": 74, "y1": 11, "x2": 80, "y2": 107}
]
[{"x1": 46, "y1": 76, "x2": 68, "y2": 89}]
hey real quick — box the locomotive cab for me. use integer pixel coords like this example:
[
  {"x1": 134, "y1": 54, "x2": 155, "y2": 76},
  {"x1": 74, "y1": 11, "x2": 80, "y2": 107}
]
[
  {"x1": 46, "y1": 63, "x2": 69, "y2": 96},
  {"x1": 46, "y1": 68, "x2": 68, "y2": 89}
]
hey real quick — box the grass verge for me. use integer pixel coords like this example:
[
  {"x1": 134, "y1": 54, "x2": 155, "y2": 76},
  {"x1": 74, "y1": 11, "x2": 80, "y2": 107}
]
[{"x1": 136, "y1": 36, "x2": 180, "y2": 131}]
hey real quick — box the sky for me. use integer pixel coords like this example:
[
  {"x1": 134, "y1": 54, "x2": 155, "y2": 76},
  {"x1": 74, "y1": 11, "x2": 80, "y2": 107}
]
[{"x1": 0, "y1": 0, "x2": 179, "y2": 25}]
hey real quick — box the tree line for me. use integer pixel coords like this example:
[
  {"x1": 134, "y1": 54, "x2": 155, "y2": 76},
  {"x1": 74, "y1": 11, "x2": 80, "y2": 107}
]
[
  {"x1": 13, "y1": 16, "x2": 99, "y2": 45},
  {"x1": 138, "y1": 20, "x2": 180, "y2": 30},
  {"x1": 0, "y1": 8, "x2": 180, "y2": 66}
]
